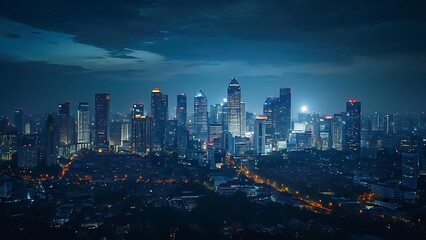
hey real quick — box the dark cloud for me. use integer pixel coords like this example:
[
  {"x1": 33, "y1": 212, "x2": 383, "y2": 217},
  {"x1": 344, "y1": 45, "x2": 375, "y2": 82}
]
[
  {"x1": 1, "y1": 0, "x2": 425, "y2": 63},
  {"x1": 3, "y1": 32, "x2": 21, "y2": 39}
]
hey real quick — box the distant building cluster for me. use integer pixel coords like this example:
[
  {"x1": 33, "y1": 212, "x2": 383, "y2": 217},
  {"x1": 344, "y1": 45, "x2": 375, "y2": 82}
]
[{"x1": 1, "y1": 78, "x2": 426, "y2": 191}]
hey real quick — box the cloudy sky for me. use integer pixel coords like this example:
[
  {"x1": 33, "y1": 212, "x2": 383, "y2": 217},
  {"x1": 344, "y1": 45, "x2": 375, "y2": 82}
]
[{"x1": 0, "y1": 0, "x2": 425, "y2": 117}]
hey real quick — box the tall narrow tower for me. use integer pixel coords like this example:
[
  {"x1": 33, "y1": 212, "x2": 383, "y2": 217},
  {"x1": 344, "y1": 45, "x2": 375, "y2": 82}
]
[{"x1": 227, "y1": 78, "x2": 241, "y2": 137}]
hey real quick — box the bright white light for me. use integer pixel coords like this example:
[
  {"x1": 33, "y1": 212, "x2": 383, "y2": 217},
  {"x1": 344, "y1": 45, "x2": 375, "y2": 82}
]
[{"x1": 301, "y1": 106, "x2": 308, "y2": 113}]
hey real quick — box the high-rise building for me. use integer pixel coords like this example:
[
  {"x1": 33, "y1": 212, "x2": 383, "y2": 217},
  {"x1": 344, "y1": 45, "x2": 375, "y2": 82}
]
[
  {"x1": 58, "y1": 101, "x2": 76, "y2": 157},
  {"x1": 95, "y1": 93, "x2": 110, "y2": 150},
  {"x1": 332, "y1": 114, "x2": 345, "y2": 151},
  {"x1": 177, "y1": 126, "x2": 188, "y2": 159},
  {"x1": 275, "y1": 88, "x2": 291, "y2": 141},
  {"x1": 254, "y1": 116, "x2": 267, "y2": 155},
  {"x1": 210, "y1": 103, "x2": 222, "y2": 124},
  {"x1": 110, "y1": 122, "x2": 122, "y2": 147},
  {"x1": 18, "y1": 134, "x2": 40, "y2": 168},
  {"x1": 45, "y1": 114, "x2": 57, "y2": 166},
  {"x1": 263, "y1": 97, "x2": 277, "y2": 147},
  {"x1": 227, "y1": 78, "x2": 242, "y2": 137},
  {"x1": 58, "y1": 101, "x2": 72, "y2": 146},
  {"x1": 77, "y1": 102, "x2": 90, "y2": 146},
  {"x1": 402, "y1": 152, "x2": 419, "y2": 190},
  {"x1": 221, "y1": 100, "x2": 228, "y2": 132},
  {"x1": 13, "y1": 109, "x2": 24, "y2": 134},
  {"x1": 151, "y1": 88, "x2": 167, "y2": 152},
  {"x1": 194, "y1": 90, "x2": 208, "y2": 142},
  {"x1": 121, "y1": 119, "x2": 130, "y2": 143},
  {"x1": 246, "y1": 112, "x2": 256, "y2": 133},
  {"x1": 131, "y1": 104, "x2": 146, "y2": 155},
  {"x1": 176, "y1": 93, "x2": 187, "y2": 127},
  {"x1": 208, "y1": 123, "x2": 223, "y2": 142},
  {"x1": 319, "y1": 116, "x2": 333, "y2": 151},
  {"x1": 165, "y1": 120, "x2": 178, "y2": 151},
  {"x1": 240, "y1": 101, "x2": 246, "y2": 135},
  {"x1": 346, "y1": 99, "x2": 361, "y2": 152},
  {"x1": 384, "y1": 114, "x2": 396, "y2": 135}
]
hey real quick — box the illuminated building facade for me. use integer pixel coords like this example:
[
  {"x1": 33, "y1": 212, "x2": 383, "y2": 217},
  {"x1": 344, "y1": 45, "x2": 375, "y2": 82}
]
[
  {"x1": 194, "y1": 90, "x2": 208, "y2": 142},
  {"x1": 176, "y1": 93, "x2": 187, "y2": 127},
  {"x1": 346, "y1": 99, "x2": 361, "y2": 152},
  {"x1": 95, "y1": 93, "x2": 110, "y2": 150},
  {"x1": 227, "y1": 78, "x2": 242, "y2": 137}
]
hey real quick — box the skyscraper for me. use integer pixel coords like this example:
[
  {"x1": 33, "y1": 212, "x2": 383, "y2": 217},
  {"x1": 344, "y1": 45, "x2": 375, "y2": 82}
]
[
  {"x1": 402, "y1": 152, "x2": 419, "y2": 190},
  {"x1": 151, "y1": 88, "x2": 167, "y2": 152},
  {"x1": 209, "y1": 103, "x2": 222, "y2": 124},
  {"x1": 346, "y1": 99, "x2": 361, "y2": 152},
  {"x1": 227, "y1": 78, "x2": 242, "y2": 137},
  {"x1": 165, "y1": 119, "x2": 178, "y2": 151},
  {"x1": 77, "y1": 102, "x2": 90, "y2": 147},
  {"x1": 240, "y1": 101, "x2": 246, "y2": 136},
  {"x1": 332, "y1": 113, "x2": 345, "y2": 151},
  {"x1": 263, "y1": 97, "x2": 277, "y2": 147},
  {"x1": 45, "y1": 114, "x2": 57, "y2": 166},
  {"x1": 58, "y1": 101, "x2": 75, "y2": 157},
  {"x1": 95, "y1": 93, "x2": 110, "y2": 150},
  {"x1": 131, "y1": 104, "x2": 145, "y2": 154},
  {"x1": 254, "y1": 116, "x2": 267, "y2": 155},
  {"x1": 194, "y1": 90, "x2": 208, "y2": 142},
  {"x1": 13, "y1": 109, "x2": 24, "y2": 134},
  {"x1": 221, "y1": 100, "x2": 228, "y2": 132},
  {"x1": 275, "y1": 88, "x2": 291, "y2": 141},
  {"x1": 176, "y1": 93, "x2": 187, "y2": 127}
]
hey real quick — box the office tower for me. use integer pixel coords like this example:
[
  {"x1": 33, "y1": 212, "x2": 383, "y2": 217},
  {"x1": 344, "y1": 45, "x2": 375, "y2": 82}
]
[
  {"x1": 176, "y1": 93, "x2": 187, "y2": 127},
  {"x1": 319, "y1": 116, "x2": 333, "y2": 150},
  {"x1": 240, "y1": 101, "x2": 246, "y2": 135},
  {"x1": 110, "y1": 122, "x2": 122, "y2": 146},
  {"x1": 332, "y1": 114, "x2": 345, "y2": 151},
  {"x1": 346, "y1": 99, "x2": 361, "y2": 152},
  {"x1": 254, "y1": 116, "x2": 267, "y2": 155},
  {"x1": 263, "y1": 97, "x2": 277, "y2": 147},
  {"x1": 0, "y1": 118, "x2": 18, "y2": 161},
  {"x1": 384, "y1": 114, "x2": 395, "y2": 135},
  {"x1": 221, "y1": 100, "x2": 228, "y2": 132},
  {"x1": 162, "y1": 95, "x2": 169, "y2": 120},
  {"x1": 18, "y1": 134, "x2": 40, "y2": 168},
  {"x1": 131, "y1": 104, "x2": 145, "y2": 154},
  {"x1": 58, "y1": 101, "x2": 75, "y2": 157},
  {"x1": 165, "y1": 120, "x2": 178, "y2": 151},
  {"x1": 177, "y1": 126, "x2": 189, "y2": 159},
  {"x1": 58, "y1": 101, "x2": 71, "y2": 146},
  {"x1": 210, "y1": 103, "x2": 222, "y2": 124},
  {"x1": 77, "y1": 102, "x2": 90, "y2": 146},
  {"x1": 45, "y1": 114, "x2": 57, "y2": 166},
  {"x1": 246, "y1": 112, "x2": 255, "y2": 133},
  {"x1": 121, "y1": 119, "x2": 130, "y2": 143},
  {"x1": 194, "y1": 90, "x2": 208, "y2": 142},
  {"x1": 275, "y1": 88, "x2": 291, "y2": 141},
  {"x1": 402, "y1": 152, "x2": 419, "y2": 190},
  {"x1": 13, "y1": 109, "x2": 24, "y2": 134},
  {"x1": 95, "y1": 93, "x2": 110, "y2": 150},
  {"x1": 151, "y1": 88, "x2": 167, "y2": 152},
  {"x1": 208, "y1": 123, "x2": 223, "y2": 142},
  {"x1": 227, "y1": 78, "x2": 242, "y2": 137}
]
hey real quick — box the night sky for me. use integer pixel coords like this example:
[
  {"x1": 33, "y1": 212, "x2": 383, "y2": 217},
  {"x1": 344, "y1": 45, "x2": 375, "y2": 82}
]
[{"x1": 1, "y1": 0, "x2": 425, "y2": 118}]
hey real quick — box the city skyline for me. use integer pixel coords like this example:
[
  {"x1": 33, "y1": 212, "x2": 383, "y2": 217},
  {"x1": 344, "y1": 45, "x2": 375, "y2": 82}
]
[
  {"x1": 1, "y1": 1, "x2": 426, "y2": 116},
  {"x1": 1, "y1": 2, "x2": 426, "y2": 239}
]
